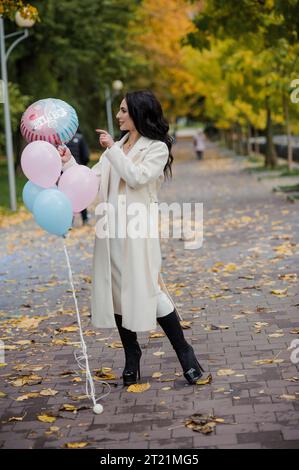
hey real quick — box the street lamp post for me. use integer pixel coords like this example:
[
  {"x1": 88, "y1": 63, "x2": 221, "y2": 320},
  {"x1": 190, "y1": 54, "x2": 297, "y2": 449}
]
[
  {"x1": 105, "y1": 80, "x2": 123, "y2": 138},
  {"x1": 0, "y1": 13, "x2": 34, "y2": 211}
]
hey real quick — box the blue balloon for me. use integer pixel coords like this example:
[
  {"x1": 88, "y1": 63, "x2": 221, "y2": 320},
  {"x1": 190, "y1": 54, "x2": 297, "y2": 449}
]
[
  {"x1": 22, "y1": 181, "x2": 45, "y2": 212},
  {"x1": 33, "y1": 188, "x2": 73, "y2": 236}
]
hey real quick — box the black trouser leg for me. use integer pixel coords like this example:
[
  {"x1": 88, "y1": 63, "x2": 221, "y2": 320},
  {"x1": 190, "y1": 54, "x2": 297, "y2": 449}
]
[
  {"x1": 114, "y1": 314, "x2": 142, "y2": 385},
  {"x1": 157, "y1": 309, "x2": 204, "y2": 384},
  {"x1": 81, "y1": 209, "x2": 88, "y2": 223}
]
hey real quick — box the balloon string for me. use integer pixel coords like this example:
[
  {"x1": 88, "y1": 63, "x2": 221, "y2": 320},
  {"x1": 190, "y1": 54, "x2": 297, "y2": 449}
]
[{"x1": 62, "y1": 237, "x2": 111, "y2": 408}]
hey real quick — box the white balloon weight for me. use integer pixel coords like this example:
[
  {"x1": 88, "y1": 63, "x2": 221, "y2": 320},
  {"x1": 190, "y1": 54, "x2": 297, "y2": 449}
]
[{"x1": 93, "y1": 404, "x2": 104, "y2": 414}]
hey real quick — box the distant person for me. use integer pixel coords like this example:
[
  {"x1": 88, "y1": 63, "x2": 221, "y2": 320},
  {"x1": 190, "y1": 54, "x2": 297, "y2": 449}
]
[
  {"x1": 66, "y1": 128, "x2": 90, "y2": 225},
  {"x1": 172, "y1": 124, "x2": 178, "y2": 145},
  {"x1": 193, "y1": 129, "x2": 205, "y2": 160}
]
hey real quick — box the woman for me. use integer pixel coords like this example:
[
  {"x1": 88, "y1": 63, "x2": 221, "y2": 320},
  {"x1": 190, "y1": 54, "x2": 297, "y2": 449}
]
[{"x1": 59, "y1": 90, "x2": 204, "y2": 386}]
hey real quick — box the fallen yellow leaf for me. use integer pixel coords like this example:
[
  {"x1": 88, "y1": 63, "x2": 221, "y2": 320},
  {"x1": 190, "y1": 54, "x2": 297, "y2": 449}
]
[
  {"x1": 254, "y1": 359, "x2": 284, "y2": 365},
  {"x1": 196, "y1": 373, "x2": 212, "y2": 386},
  {"x1": 152, "y1": 372, "x2": 163, "y2": 379},
  {"x1": 271, "y1": 289, "x2": 288, "y2": 297},
  {"x1": 279, "y1": 394, "x2": 297, "y2": 401},
  {"x1": 180, "y1": 321, "x2": 192, "y2": 329},
  {"x1": 39, "y1": 389, "x2": 59, "y2": 397},
  {"x1": 108, "y1": 341, "x2": 123, "y2": 349},
  {"x1": 149, "y1": 332, "x2": 165, "y2": 339},
  {"x1": 10, "y1": 374, "x2": 42, "y2": 387},
  {"x1": 127, "y1": 383, "x2": 151, "y2": 393},
  {"x1": 60, "y1": 404, "x2": 77, "y2": 412},
  {"x1": 58, "y1": 326, "x2": 79, "y2": 333},
  {"x1": 65, "y1": 442, "x2": 89, "y2": 449},
  {"x1": 15, "y1": 392, "x2": 39, "y2": 401},
  {"x1": 37, "y1": 414, "x2": 57, "y2": 423},
  {"x1": 217, "y1": 369, "x2": 236, "y2": 376}
]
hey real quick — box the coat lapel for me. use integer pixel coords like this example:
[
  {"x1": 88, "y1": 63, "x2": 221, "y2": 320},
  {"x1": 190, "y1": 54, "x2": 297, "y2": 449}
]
[{"x1": 101, "y1": 133, "x2": 153, "y2": 201}]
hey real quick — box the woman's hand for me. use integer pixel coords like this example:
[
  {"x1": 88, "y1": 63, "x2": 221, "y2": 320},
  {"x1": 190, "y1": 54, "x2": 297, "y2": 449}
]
[
  {"x1": 57, "y1": 145, "x2": 72, "y2": 163},
  {"x1": 96, "y1": 129, "x2": 114, "y2": 149}
]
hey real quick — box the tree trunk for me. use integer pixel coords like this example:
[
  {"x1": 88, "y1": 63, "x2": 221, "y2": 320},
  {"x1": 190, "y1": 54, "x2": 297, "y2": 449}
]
[
  {"x1": 254, "y1": 127, "x2": 260, "y2": 154},
  {"x1": 265, "y1": 97, "x2": 277, "y2": 168},
  {"x1": 228, "y1": 128, "x2": 233, "y2": 149},
  {"x1": 282, "y1": 93, "x2": 293, "y2": 171},
  {"x1": 238, "y1": 125, "x2": 245, "y2": 155},
  {"x1": 247, "y1": 124, "x2": 252, "y2": 156}
]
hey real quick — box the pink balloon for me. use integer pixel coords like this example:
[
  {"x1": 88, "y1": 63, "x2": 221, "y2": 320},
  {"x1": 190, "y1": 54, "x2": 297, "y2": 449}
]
[
  {"x1": 58, "y1": 165, "x2": 98, "y2": 212},
  {"x1": 21, "y1": 141, "x2": 62, "y2": 188}
]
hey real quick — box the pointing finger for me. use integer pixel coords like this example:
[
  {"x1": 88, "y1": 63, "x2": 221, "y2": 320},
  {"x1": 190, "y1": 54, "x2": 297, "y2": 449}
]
[{"x1": 95, "y1": 129, "x2": 108, "y2": 134}]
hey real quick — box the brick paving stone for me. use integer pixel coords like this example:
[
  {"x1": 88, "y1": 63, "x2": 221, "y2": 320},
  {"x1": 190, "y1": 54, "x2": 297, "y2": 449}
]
[{"x1": 1, "y1": 143, "x2": 298, "y2": 449}]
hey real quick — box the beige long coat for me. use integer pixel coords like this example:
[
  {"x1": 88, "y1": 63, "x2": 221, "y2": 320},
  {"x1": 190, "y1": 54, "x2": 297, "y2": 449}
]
[{"x1": 63, "y1": 133, "x2": 178, "y2": 332}]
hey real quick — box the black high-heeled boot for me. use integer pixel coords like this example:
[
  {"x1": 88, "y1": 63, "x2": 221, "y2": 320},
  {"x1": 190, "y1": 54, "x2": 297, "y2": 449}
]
[
  {"x1": 157, "y1": 309, "x2": 204, "y2": 384},
  {"x1": 114, "y1": 314, "x2": 142, "y2": 386}
]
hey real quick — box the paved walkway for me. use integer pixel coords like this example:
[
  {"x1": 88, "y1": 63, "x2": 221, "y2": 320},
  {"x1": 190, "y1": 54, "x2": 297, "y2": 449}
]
[{"x1": 0, "y1": 144, "x2": 298, "y2": 449}]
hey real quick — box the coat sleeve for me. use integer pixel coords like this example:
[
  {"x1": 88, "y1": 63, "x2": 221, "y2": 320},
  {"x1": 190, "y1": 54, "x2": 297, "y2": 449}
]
[{"x1": 105, "y1": 141, "x2": 169, "y2": 189}]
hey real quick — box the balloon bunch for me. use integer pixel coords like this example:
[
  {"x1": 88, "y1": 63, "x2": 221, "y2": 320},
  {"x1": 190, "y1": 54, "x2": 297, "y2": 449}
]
[
  {"x1": 20, "y1": 98, "x2": 98, "y2": 237},
  {"x1": 19, "y1": 98, "x2": 106, "y2": 414}
]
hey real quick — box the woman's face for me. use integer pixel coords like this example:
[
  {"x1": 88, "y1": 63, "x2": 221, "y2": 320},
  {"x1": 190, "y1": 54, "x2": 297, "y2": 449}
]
[{"x1": 116, "y1": 99, "x2": 135, "y2": 132}]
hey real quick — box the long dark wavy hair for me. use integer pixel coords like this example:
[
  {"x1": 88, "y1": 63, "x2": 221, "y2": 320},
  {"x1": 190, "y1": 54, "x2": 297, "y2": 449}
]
[{"x1": 121, "y1": 90, "x2": 174, "y2": 180}]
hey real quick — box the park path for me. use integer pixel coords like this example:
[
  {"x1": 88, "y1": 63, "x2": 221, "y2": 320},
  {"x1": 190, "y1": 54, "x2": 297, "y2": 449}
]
[{"x1": 0, "y1": 142, "x2": 298, "y2": 449}]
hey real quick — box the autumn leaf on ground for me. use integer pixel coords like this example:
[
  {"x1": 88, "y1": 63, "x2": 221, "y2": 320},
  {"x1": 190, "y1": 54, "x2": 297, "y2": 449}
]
[
  {"x1": 108, "y1": 341, "x2": 123, "y2": 349},
  {"x1": 57, "y1": 325, "x2": 79, "y2": 333},
  {"x1": 254, "y1": 322, "x2": 269, "y2": 329},
  {"x1": 153, "y1": 351, "x2": 165, "y2": 357},
  {"x1": 16, "y1": 316, "x2": 46, "y2": 330},
  {"x1": 196, "y1": 373, "x2": 213, "y2": 386},
  {"x1": 127, "y1": 383, "x2": 151, "y2": 393},
  {"x1": 152, "y1": 372, "x2": 163, "y2": 379},
  {"x1": 71, "y1": 377, "x2": 82, "y2": 383},
  {"x1": 217, "y1": 369, "x2": 236, "y2": 376},
  {"x1": 279, "y1": 273, "x2": 297, "y2": 281},
  {"x1": 13, "y1": 364, "x2": 45, "y2": 372},
  {"x1": 271, "y1": 289, "x2": 288, "y2": 297},
  {"x1": 185, "y1": 413, "x2": 224, "y2": 434},
  {"x1": 290, "y1": 328, "x2": 299, "y2": 334},
  {"x1": 279, "y1": 394, "x2": 298, "y2": 401},
  {"x1": 0, "y1": 391, "x2": 7, "y2": 398},
  {"x1": 15, "y1": 340, "x2": 34, "y2": 346},
  {"x1": 223, "y1": 263, "x2": 238, "y2": 272},
  {"x1": 161, "y1": 386, "x2": 172, "y2": 391},
  {"x1": 15, "y1": 392, "x2": 40, "y2": 401},
  {"x1": 8, "y1": 412, "x2": 27, "y2": 422},
  {"x1": 10, "y1": 374, "x2": 42, "y2": 387},
  {"x1": 285, "y1": 377, "x2": 299, "y2": 382},
  {"x1": 94, "y1": 368, "x2": 116, "y2": 380},
  {"x1": 180, "y1": 321, "x2": 192, "y2": 329},
  {"x1": 39, "y1": 389, "x2": 59, "y2": 397},
  {"x1": 37, "y1": 414, "x2": 57, "y2": 423},
  {"x1": 59, "y1": 404, "x2": 78, "y2": 412},
  {"x1": 149, "y1": 332, "x2": 165, "y2": 339},
  {"x1": 65, "y1": 442, "x2": 89, "y2": 449},
  {"x1": 254, "y1": 359, "x2": 284, "y2": 365}
]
